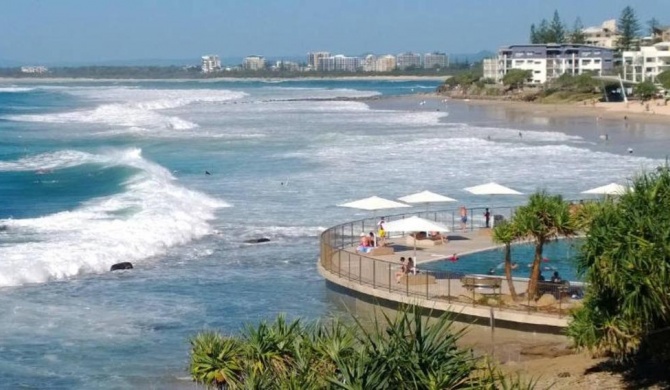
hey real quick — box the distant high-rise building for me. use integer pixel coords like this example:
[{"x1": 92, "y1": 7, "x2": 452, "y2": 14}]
[
  {"x1": 424, "y1": 52, "x2": 449, "y2": 69},
  {"x1": 307, "y1": 51, "x2": 330, "y2": 70},
  {"x1": 396, "y1": 52, "x2": 422, "y2": 70},
  {"x1": 582, "y1": 19, "x2": 619, "y2": 49},
  {"x1": 317, "y1": 55, "x2": 361, "y2": 72},
  {"x1": 201, "y1": 55, "x2": 221, "y2": 73},
  {"x1": 243, "y1": 55, "x2": 266, "y2": 71}
]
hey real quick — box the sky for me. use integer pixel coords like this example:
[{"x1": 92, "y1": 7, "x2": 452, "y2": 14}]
[{"x1": 1, "y1": 0, "x2": 668, "y2": 65}]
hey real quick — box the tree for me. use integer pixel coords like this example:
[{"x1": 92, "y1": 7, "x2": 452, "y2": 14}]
[
  {"x1": 647, "y1": 17, "x2": 661, "y2": 36},
  {"x1": 617, "y1": 6, "x2": 640, "y2": 51},
  {"x1": 570, "y1": 17, "x2": 586, "y2": 44},
  {"x1": 634, "y1": 81, "x2": 658, "y2": 101},
  {"x1": 657, "y1": 70, "x2": 670, "y2": 90},
  {"x1": 549, "y1": 10, "x2": 566, "y2": 43},
  {"x1": 530, "y1": 24, "x2": 539, "y2": 44},
  {"x1": 503, "y1": 69, "x2": 532, "y2": 89},
  {"x1": 492, "y1": 221, "x2": 519, "y2": 300},
  {"x1": 567, "y1": 168, "x2": 670, "y2": 362},
  {"x1": 512, "y1": 191, "x2": 575, "y2": 298},
  {"x1": 537, "y1": 19, "x2": 551, "y2": 43}
]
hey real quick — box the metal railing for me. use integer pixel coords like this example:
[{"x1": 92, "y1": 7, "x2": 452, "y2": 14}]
[{"x1": 319, "y1": 206, "x2": 580, "y2": 319}]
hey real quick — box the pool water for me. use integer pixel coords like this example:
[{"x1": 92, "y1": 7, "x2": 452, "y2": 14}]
[{"x1": 420, "y1": 239, "x2": 583, "y2": 282}]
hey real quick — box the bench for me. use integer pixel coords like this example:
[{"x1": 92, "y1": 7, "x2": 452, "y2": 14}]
[
  {"x1": 461, "y1": 276, "x2": 502, "y2": 295},
  {"x1": 406, "y1": 235, "x2": 445, "y2": 248},
  {"x1": 536, "y1": 280, "x2": 570, "y2": 299}
]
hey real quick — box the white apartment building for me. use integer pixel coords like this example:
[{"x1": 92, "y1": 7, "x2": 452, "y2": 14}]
[
  {"x1": 396, "y1": 52, "x2": 422, "y2": 70},
  {"x1": 424, "y1": 52, "x2": 448, "y2": 69},
  {"x1": 274, "y1": 61, "x2": 299, "y2": 72},
  {"x1": 307, "y1": 51, "x2": 330, "y2": 70},
  {"x1": 362, "y1": 54, "x2": 396, "y2": 72},
  {"x1": 583, "y1": 19, "x2": 619, "y2": 49},
  {"x1": 622, "y1": 42, "x2": 670, "y2": 83},
  {"x1": 497, "y1": 44, "x2": 615, "y2": 84},
  {"x1": 482, "y1": 59, "x2": 498, "y2": 81},
  {"x1": 201, "y1": 55, "x2": 221, "y2": 73},
  {"x1": 317, "y1": 55, "x2": 360, "y2": 72},
  {"x1": 243, "y1": 55, "x2": 266, "y2": 71}
]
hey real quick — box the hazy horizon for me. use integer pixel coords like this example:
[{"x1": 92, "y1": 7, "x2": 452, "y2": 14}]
[{"x1": 1, "y1": 0, "x2": 668, "y2": 64}]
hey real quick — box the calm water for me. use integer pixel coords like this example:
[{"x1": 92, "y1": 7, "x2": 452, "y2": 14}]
[
  {"x1": 420, "y1": 239, "x2": 583, "y2": 282},
  {"x1": 0, "y1": 79, "x2": 666, "y2": 388}
]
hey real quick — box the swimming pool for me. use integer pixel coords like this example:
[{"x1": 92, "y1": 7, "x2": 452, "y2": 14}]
[{"x1": 420, "y1": 239, "x2": 583, "y2": 282}]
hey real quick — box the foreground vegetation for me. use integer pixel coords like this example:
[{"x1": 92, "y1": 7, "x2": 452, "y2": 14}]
[
  {"x1": 567, "y1": 167, "x2": 670, "y2": 364},
  {"x1": 189, "y1": 306, "x2": 534, "y2": 389}
]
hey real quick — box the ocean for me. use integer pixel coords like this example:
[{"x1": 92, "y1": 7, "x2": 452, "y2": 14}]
[{"x1": 0, "y1": 79, "x2": 666, "y2": 388}]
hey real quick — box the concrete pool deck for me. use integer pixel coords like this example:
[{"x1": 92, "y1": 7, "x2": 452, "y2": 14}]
[{"x1": 318, "y1": 228, "x2": 575, "y2": 332}]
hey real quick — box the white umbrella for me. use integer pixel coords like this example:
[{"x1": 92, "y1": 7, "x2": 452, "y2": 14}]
[
  {"x1": 338, "y1": 196, "x2": 411, "y2": 211},
  {"x1": 463, "y1": 182, "x2": 523, "y2": 195},
  {"x1": 398, "y1": 190, "x2": 457, "y2": 207},
  {"x1": 383, "y1": 216, "x2": 450, "y2": 257},
  {"x1": 581, "y1": 183, "x2": 627, "y2": 195}
]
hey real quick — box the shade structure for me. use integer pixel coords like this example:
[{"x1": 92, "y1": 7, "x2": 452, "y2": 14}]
[
  {"x1": 382, "y1": 216, "x2": 450, "y2": 258},
  {"x1": 398, "y1": 190, "x2": 457, "y2": 204},
  {"x1": 581, "y1": 183, "x2": 627, "y2": 195},
  {"x1": 382, "y1": 216, "x2": 451, "y2": 233},
  {"x1": 463, "y1": 182, "x2": 523, "y2": 195},
  {"x1": 338, "y1": 196, "x2": 411, "y2": 211}
]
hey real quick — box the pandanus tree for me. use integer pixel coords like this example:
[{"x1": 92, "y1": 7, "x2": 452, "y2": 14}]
[
  {"x1": 513, "y1": 190, "x2": 575, "y2": 298},
  {"x1": 567, "y1": 168, "x2": 670, "y2": 362},
  {"x1": 492, "y1": 220, "x2": 519, "y2": 300}
]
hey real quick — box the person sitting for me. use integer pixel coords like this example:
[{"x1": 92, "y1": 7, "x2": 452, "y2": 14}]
[
  {"x1": 550, "y1": 271, "x2": 562, "y2": 283},
  {"x1": 395, "y1": 257, "x2": 408, "y2": 282},
  {"x1": 429, "y1": 231, "x2": 446, "y2": 243},
  {"x1": 411, "y1": 231, "x2": 427, "y2": 240},
  {"x1": 357, "y1": 233, "x2": 372, "y2": 253},
  {"x1": 407, "y1": 257, "x2": 418, "y2": 275},
  {"x1": 369, "y1": 231, "x2": 377, "y2": 247}
]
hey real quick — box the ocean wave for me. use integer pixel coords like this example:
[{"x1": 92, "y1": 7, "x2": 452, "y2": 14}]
[
  {"x1": 0, "y1": 86, "x2": 36, "y2": 93},
  {"x1": 0, "y1": 148, "x2": 229, "y2": 287},
  {"x1": 4, "y1": 87, "x2": 247, "y2": 130}
]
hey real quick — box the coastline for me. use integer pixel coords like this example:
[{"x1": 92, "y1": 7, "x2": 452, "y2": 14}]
[{"x1": 0, "y1": 75, "x2": 448, "y2": 84}]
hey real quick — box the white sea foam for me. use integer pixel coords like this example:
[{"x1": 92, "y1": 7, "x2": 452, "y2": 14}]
[
  {"x1": 0, "y1": 148, "x2": 229, "y2": 287},
  {"x1": 0, "y1": 86, "x2": 35, "y2": 93},
  {"x1": 5, "y1": 87, "x2": 247, "y2": 130}
]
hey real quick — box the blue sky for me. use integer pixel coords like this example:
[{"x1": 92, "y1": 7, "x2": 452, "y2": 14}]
[{"x1": 1, "y1": 0, "x2": 668, "y2": 64}]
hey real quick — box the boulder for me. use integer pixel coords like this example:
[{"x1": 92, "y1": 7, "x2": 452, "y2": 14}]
[
  {"x1": 244, "y1": 238, "x2": 271, "y2": 244},
  {"x1": 110, "y1": 262, "x2": 133, "y2": 271}
]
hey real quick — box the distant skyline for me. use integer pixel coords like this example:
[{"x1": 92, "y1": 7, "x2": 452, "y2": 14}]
[{"x1": 1, "y1": 0, "x2": 668, "y2": 65}]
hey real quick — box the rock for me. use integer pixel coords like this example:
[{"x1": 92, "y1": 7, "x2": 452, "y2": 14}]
[
  {"x1": 244, "y1": 238, "x2": 271, "y2": 244},
  {"x1": 110, "y1": 262, "x2": 133, "y2": 271},
  {"x1": 536, "y1": 293, "x2": 557, "y2": 307}
]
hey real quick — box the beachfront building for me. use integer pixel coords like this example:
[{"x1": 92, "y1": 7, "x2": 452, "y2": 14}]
[
  {"x1": 362, "y1": 54, "x2": 397, "y2": 72},
  {"x1": 424, "y1": 52, "x2": 449, "y2": 69},
  {"x1": 482, "y1": 59, "x2": 499, "y2": 82},
  {"x1": 317, "y1": 55, "x2": 361, "y2": 72},
  {"x1": 396, "y1": 52, "x2": 422, "y2": 70},
  {"x1": 243, "y1": 55, "x2": 266, "y2": 71},
  {"x1": 497, "y1": 44, "x2": 615, "y2": 84},
  {"x1": 622, "y1": 42, "x2": 670, "y2": 83},
  {"x1": 20, "y1": 66, "x2": 48, "y2": 74},
  {"x1": 307, "y1": 51, "x2": 330, "y2": 70},
  {"x1": 273, "y1": 61, "x2": 300, "y2": 72},
  {"x1": 201, "y1": 55, "x2": 221, "y2": 73},
  {"x1": 583, "y1": 19, "x2": 619, "y2": 49}
]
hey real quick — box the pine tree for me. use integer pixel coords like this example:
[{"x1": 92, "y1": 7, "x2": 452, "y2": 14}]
[
  {"x1": 570, "y1": 17, "x2": 586, "y2": 44},
  {"x1": 549, "y1": 10, "x2": 566, "y2": 43},
  {"x1": 538, "y1": 19, "x2": 550, "y2": 43},
  {"x1": 530, "y1": 24, "x2": 538, "y2": 44},
  {"x1": 617, "y1": 6, "x2": 640, "y2": 51}
]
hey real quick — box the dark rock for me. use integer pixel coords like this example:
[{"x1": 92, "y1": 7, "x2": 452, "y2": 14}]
[
  {"x1": 244, "y1": 238, "x2": 271, "y2": 244},
  {"x1": 110, "y1": 262, "x2": 133, "y2": 271}
]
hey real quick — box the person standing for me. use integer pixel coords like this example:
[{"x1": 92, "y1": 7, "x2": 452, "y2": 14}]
[
  {"x1": 459, "y1": 206, "x2": 468, "y2": 231},
  {"x1": 377, "y1": 217, "x2": 386, "y2": 246},
  {"x1": 484, "y1": 208, "x2": 491, "y2": 228}
]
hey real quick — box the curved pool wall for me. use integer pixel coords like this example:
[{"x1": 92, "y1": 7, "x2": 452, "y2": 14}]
[{"x1": 318, "y1": 206, "x2": 579, "y2": 333}]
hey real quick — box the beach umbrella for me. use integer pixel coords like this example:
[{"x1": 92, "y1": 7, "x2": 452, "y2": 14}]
[
  {"x1": 581, "y1": 183, "x2": 627, "y2": 195},
  {"x1": 462, "y1": 182, "x2": 522, "y2": 228},
  {"x1": 382, "y1": 216, "x2": 450, "y2": 257},
  {"x1": 338, "y1": 196, "x2": 411, "y2": 211},
  {"x1": 398, "y1": 190, "x2": 457, "y2": 211},
  {"x1": 463, "y1": 182, "x2": 523, "y2": 195}
]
